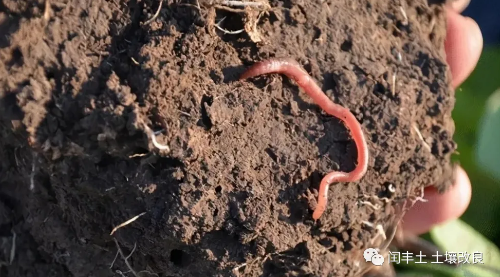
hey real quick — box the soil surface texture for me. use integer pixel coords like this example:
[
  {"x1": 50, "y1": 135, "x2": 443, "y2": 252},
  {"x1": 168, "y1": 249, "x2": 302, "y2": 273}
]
[{"x1": 0, "y1": 0, "x2": 456, "y2": 276}]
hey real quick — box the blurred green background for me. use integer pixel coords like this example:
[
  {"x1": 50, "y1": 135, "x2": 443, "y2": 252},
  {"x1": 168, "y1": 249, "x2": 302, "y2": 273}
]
[
  {"x1": 393, "y1": 47, "x2": 500, "y2": 276},
  {"x1": 452, "y1": 47, "x2": 500, "y2": 241}
]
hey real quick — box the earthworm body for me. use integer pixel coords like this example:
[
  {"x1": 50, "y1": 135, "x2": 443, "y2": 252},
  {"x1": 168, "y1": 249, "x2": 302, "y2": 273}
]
[{"x1": 240, "y1": 58, "x2": 369, "y2": 220}]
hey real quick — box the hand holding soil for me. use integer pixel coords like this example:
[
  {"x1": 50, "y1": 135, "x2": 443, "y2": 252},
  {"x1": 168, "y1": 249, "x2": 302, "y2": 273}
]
[
  {"x1": 0, "y1": 0, "x2": 484, "y2": 276},
  {"x1": 402, "y1": 1, "x2": 482, "y2": 235}
]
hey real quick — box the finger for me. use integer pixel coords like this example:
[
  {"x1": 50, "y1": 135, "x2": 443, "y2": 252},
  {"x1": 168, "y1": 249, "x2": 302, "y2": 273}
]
[
  {"x1": 449, "y1": 0, "x2": 471, "y2": 13},
  {"x1": 401, "y1": 166, "x2": 472, "y2": 235},
  {"x1": 445, "y1": 9, "x2": 483, "y2": 88}
]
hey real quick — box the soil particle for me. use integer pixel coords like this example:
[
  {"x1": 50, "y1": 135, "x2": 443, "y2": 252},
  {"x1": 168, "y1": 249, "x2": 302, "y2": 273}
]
[{"x1": 0, "y1": 0, "x2": 456, "y2": 276}]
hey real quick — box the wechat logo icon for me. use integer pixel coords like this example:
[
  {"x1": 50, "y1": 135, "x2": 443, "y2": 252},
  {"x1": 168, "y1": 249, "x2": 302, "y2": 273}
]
[{"x1": 364, "y1": 248, "x2": 385, "y2": 266}]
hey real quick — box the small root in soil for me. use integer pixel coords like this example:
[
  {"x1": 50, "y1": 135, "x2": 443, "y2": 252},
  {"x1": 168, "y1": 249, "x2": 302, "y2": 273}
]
[
  {"x1": 359, "y1": 200, "x2": 380, "y2": 210},
  {"x1": 0, "y1": 231, "x2": 16, "y2": 267},
  {"x1": 220, "y1": 1, "x2": 270, "y2": 9},
  {"x1": 205, "y1": 0, "x2": 269, "y2": 42},
  {"x1": 29, "y1": 153, "x2": 37, "y2": 191},
  {"x1": 215, "y1": 17, "x2": 245, "y2": 34},
  {"x1": 361, "y1": 221, "x2": 387, "y2": 244},
  {"x1": 143, "y1": 0, "x2": 163, "y2": 25},
  {"x1": 110, "y1": 212, "x2": 147, "y2": 236},
  {"x1": 143, "y1": 125, "x2": 170, "y2": 152},
  {"x1": 131, "y1": 57, "x2": 140, "y2": 65},
  {"x1": 213, "y1": 0, "x2": 271, "y2": 13},
  {"x1": 44, "y1": 0, "x2": 51, "y2": 21},
  {"x1": 111, "y1": 240, "x2": 160, "y2": 276},
  {"x1": 112, "y1": 239, "x2": 139, "y2": 277},
  {"x1": 399, "y1": 5, "x2": 408, "y2": 26},
  {"x1": 410, "y1": 186, "x2": 428, "y2": 205},
  {"x1": 412, "y1": 123, "x2": 432, "y2": 152}
]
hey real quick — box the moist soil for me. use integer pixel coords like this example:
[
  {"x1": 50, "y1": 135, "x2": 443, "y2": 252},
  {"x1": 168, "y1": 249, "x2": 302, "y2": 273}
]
[{"x1": 0, "y1": 0, "x2": 457, "y2": 276}]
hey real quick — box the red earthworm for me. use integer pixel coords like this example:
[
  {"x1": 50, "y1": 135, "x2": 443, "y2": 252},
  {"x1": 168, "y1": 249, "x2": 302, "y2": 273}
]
[{"x1": 240, "y1": 58, "x2": 369, "y2": 220}]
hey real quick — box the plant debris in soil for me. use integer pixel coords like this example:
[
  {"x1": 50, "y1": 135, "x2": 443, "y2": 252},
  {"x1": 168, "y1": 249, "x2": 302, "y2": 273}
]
[{"x1": 0, "y1": 0, "x2": 457, "y2": 276}]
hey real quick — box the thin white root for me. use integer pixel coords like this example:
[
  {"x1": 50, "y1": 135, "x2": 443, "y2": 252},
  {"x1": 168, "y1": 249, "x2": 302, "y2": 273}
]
[
  {"x1": 415, "y1": 196, "x2": 428, "y2": 203},
  {"x1": 221, "y1": 1, "x2": 268, "y2": 8},
  {"x1": 143, "y1": 0, "x2": 163, "y2": 25},
  {"x1": 44, "y1": 0, "x2": 51, "y2": 20},
  {"x1": 131, "y1": 57, "x2": 140, "y2": 65},
  {"x1": 360, "y1": 201, "x2": 380, "y2": 210},
  {"x1": 110, "y1": 249, "x2": 119, "y2": 268},
  {"x1": 30, "y1": 153, "x2": 37, "y2": 191},
  {"x1": 129, "y1": 153, "x2": 148, "y2": 158},
  {"x1": 399, "y1": 6, "x2": 408, "y2": 26},
  {"x1": 412, "y1": 186, "x2": 428, "y2": 203},
  {"x1": 111, "y1": 241, "x2": 159, "y2": 276},
  {"x1": 9, "y1": 231, "x2": 16, "y2": 265},
  {"x1": 387, "y1": 183, "x2": 396, "y2": 193},
  {"x1": 362, "y1": 221, "x2": 374, "y2": 228},
  {"x1": 179, "y1": 110, "x2": 192, "y2": 117},
  {"x1": 126, "y1": 243, "x2": 137, "y2": 260},
  {"x1": 113, "y1": 238, "x2": 138, "y2": 277},
  {"x1": 362, "y1": 221, "x2": 387, "y2": 245},
  {"x1": 110, "y1": 212, "x2": 147, "y2": 235},
  {"x1": 379, "y1": 197, "x2": 391, "y2": 203},
  {"x1": 375, "y1": 224, "x2": 387, "y2": 241},
  {"x1": 392, "y1": 71, "x2": 397, "y2": 95},
  {"x1": 0, "y1": 231, "x2": 16, "y2": 267},
  {"x1": 365, "y1": 223, "x2": 388, "y2": 245},
  {"x1": 215, "y1": 17, "x2": 245, "y2": 34},
  {"x1": 137, "y1": 270, "x2": 159, "y2": 276},
  {"x1": 412, "y1": 124, "x2": 431, "y2": 152},
  {"x1": 232, "y1": 262, "x2": 247, "y2": 275},
  {"x1": 232, "y1": 254, "x2": 274, "y2": 276},
  {"x1": 396, "y1": 51, "x2": 402, "y2": 62},
  {"x1": 143, "y1": 125, "x2": 170, "y2": 152}
]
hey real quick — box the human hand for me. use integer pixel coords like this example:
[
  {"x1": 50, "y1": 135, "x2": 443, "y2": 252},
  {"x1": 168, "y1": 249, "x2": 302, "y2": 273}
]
[{"x1": 401, "y1": 0, "x2": 483, "y2": 235}]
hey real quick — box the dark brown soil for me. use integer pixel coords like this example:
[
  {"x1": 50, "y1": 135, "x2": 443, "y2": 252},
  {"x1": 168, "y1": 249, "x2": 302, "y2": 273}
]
[{"x1": 0, "y1": 0, "x2": 456, "y2": 276}]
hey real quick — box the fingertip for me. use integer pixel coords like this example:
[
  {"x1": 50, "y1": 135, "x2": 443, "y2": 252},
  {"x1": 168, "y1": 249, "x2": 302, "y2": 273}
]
[
  {"x1": 401, "y1": 166, "x2": 472, "y2": 235},
  {"x1": 445, "y1": 10, "x2": 483, "y2": 88},
  {"x1": 465, "y1": 16, "x2": 484, "y2": 57},
  {"x1": 449, "y1": 0, "x2": 471, "y2": 13},
  {"x1": 455, "y1": 166, "x2": 472, "y2": 210}
]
